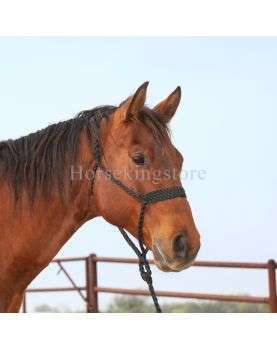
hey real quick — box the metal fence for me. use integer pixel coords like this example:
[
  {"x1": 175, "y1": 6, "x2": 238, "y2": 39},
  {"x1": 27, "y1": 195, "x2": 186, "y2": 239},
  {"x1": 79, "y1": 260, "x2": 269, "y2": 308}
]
[{"x1": 22, "y1": 255, "x2": 277, "y2": 312}]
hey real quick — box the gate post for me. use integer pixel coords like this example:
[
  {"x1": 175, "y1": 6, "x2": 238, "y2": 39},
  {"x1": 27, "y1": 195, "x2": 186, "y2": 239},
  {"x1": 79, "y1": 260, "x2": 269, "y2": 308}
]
[
  {"x1": 86, "y1": 254, "x2": 98, "y2": 313},
  {"x1": 267, "y1": 259, "x2": 277, "y2": 313},
  {"x1": 22, "y1": 293, "x2": 27, "y2": 313}
]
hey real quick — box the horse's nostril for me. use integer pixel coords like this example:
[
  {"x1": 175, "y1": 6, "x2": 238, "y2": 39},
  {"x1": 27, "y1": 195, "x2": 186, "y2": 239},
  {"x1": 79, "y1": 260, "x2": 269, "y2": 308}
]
[{"x1": 173, "y1": 234, "x2": 187, "y2": 257}]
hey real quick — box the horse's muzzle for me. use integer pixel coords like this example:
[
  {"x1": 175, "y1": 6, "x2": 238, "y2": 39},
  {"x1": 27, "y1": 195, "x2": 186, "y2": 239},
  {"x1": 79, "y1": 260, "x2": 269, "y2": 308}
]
[{"x1": 152, "y1": 233, "x2": 200, "y2": 272}]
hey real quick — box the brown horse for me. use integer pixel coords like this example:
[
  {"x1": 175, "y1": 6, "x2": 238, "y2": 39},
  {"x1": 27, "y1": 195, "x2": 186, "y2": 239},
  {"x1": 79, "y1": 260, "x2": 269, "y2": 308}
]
[{"x1": 0, "y1": 82, "x2": 200, "y2": 312}]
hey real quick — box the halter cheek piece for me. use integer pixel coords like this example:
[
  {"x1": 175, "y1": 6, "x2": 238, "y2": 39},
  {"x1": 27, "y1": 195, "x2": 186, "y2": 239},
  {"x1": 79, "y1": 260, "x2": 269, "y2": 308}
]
[{"x1": 90, "y1": 113, "x2": 186, "y2": 313}]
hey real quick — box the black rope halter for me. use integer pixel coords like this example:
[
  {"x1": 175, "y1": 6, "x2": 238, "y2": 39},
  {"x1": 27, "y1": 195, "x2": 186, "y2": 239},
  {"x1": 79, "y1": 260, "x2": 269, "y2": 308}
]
[{"x1": 90, "y1": 112, "x2": 186, "y2": 313}]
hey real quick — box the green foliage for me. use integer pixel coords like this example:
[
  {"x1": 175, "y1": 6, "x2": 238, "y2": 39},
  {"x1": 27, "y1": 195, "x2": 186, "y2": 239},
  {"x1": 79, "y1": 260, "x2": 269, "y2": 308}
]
[
  {"x1": 105, "y1": 296, "x2": 269, "y2": 313},
  {"x1": 34, "y1": 304, "x2": 61, "y2": 313},
  {"x1": 33, "y1": 304, "x2": 84, "y2": 313},
  {"x1": 33, "y1": 296, "x2": 269, "y2": 313},
  {"x1": 106, "y1": 296, "x2": 154, "y2": 313}
]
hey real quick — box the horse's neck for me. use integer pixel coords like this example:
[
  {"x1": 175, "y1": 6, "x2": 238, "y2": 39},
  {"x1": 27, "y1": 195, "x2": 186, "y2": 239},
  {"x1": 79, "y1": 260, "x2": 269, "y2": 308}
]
[{"x1": 0, "y1": 133, "x2": 97, "y2": 291}]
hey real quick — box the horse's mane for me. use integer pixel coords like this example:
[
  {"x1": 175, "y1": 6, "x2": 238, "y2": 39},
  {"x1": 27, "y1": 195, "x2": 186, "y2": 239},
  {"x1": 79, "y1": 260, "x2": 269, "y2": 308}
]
[{"x1": 0, "y1": 105, "x2": 169, "y2": 202}]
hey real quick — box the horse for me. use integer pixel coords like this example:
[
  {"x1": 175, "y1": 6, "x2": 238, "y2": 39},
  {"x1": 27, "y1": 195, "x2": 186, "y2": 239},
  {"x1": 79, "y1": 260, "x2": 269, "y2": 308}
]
[{"x1": 0, "y1": 82, "x2": 201, "y2": 312}]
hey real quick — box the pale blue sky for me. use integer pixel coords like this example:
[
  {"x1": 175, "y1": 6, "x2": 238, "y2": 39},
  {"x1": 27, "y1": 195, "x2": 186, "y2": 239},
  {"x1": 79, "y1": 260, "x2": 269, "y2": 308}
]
[{"x1": 0, "y1": 37, "x2": 276, "y2": 311}]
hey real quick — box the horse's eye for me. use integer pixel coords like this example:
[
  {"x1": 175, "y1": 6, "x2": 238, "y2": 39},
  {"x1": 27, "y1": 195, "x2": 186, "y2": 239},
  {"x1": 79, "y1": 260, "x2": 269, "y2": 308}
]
[{"x1": 132, "y1": 153, "x2": 146, "y2": 165}]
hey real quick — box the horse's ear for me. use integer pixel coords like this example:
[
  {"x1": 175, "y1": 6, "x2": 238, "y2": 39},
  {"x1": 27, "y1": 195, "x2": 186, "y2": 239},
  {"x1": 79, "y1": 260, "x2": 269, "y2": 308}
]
[
  {"x1": 153, "y1": 86, "x2": 181, "y2": 123},
  {"x1": 117, "y1": 82, "x2": 148, "y2": 122}
]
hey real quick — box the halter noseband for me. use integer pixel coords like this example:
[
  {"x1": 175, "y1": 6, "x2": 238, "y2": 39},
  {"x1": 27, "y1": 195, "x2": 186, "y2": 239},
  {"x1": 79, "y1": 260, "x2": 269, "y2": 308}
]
[{"x1": 90, "y1": 112, "x2": 186, "y2": 313}]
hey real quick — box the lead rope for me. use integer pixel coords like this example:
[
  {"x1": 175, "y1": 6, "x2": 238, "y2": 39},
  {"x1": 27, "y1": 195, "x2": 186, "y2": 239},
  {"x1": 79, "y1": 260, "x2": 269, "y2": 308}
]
[
  {"x1": 118, "y1": 202, "x2": 162, "y2": 313},
  {"x1": 91, "y1": 164, "x2": 162, "y2": 312}
]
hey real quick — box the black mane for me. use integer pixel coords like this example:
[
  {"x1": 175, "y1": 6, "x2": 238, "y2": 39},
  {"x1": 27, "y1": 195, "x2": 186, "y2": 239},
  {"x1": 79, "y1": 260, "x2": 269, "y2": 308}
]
[{"x1": 0, "y1": 105, "x2": 169, "y2": 202}]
